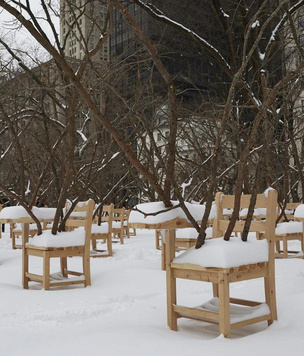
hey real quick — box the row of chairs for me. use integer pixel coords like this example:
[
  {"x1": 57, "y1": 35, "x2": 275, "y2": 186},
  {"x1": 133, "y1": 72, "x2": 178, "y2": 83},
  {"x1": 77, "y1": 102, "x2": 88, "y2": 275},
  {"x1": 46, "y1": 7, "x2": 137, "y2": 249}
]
[
  {"x1": 22, "y1": 200, "x2": 137, "y2": 290},
  {"x1": 9, "y1": 203, "x2": 136, "y2": 254},
  {"x1": 90, "y1": 204, "x2": 136, "y2": 257}
]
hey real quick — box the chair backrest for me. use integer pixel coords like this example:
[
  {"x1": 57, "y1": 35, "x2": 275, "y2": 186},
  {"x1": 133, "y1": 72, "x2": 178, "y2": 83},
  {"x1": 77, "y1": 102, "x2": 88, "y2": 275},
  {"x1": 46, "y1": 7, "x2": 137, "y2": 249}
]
[
  {"x1": 124, "y1": 209, "x2": 130, "y2": 221},
  {"x1": 65, "y1": 200, "x2": 95, "y2": 247},
  {"x1": 113, "y1": 207, "x2": 125, "y2": 225},
  {"x1": 97, "y1": 204, "x2": 114, "y2": 224},
  {"x1": 213, "y1": 190, "x2": 278, "y2": 258},
  {"x1": 280, "y1": 202, "x2": 301, "y2": 221}
]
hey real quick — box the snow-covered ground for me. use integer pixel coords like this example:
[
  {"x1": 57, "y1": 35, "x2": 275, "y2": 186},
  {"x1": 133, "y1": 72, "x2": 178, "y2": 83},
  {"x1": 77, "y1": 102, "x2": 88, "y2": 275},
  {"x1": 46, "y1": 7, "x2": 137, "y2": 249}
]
[{"x1": 1, "y1": 226, "x2": 304, "y2": 356}]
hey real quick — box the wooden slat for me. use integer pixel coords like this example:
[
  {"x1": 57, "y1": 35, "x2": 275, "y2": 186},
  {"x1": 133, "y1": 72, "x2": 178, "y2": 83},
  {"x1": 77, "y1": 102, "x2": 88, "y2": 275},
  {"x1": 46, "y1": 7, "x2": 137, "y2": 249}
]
[
  {"x1": 173, "y1": 305, "x2": 219, "y2": 321},
  {"x1": 220, "y1": 194, "x2": 269, "y2": 209},
  {"x1": 229, "y1": 298, "x2": 262, "y2": 307},
  {"x1": 129, "y1": 218, "x2": 193, "y2": 230},
  {"x1": 218, "y1": 220, "x2": 265, "y2": 232},
  {"x1": 230, "y1": 314, "x2": 271, "y2": 330},
  {"x1": 25, "y1": 272, "x2": 44, "y2": 282}
]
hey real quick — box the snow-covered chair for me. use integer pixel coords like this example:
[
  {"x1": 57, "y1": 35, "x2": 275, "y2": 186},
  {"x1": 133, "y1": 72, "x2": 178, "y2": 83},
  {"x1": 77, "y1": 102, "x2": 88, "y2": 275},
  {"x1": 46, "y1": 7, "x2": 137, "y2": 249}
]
[
  {"x1": 123, "y1": 209, "x2": 136, "y2": 238},
  {"x1": 90, "y1": 203, "x2": 114, "y2": 257},
  {"x1": 112, "y1": 207, "x2": 125, "y2": 244},
  {"x1": 23, "y1": 199, "x2": 94, "y2": 290},
  {"x1": 275, "y1": 202, "x2": 303, "y2": 259},
  {"x1": 166, "y1": 189, "x2": 278, "y2": 338}
]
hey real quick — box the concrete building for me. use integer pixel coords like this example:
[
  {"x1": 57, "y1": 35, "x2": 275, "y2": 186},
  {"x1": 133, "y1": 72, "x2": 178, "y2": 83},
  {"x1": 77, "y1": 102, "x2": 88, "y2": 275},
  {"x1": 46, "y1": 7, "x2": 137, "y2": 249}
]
[{"x1": 60, "y1": 0, "x2": 110, "y2": 61}]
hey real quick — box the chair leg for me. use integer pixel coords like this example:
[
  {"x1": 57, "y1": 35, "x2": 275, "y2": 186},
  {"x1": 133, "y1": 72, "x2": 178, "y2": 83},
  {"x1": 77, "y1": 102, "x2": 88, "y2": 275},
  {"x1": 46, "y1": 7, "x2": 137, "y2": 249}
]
[
  {"x1": 60, "y1": 257, "x2": 68, "y2": 277},
  {"x1": 120, "y1": 229, "x2": 124, "y2": 244},
  {"x1": 282, "y1": 237, "x2": 288, "y2": 258},
  {"x1": 166, "y1": 230, "x2": 177, "y2": 331},
  {"x1": 155, "y1": 230, "x2": 160, "y2": 249},
  {"x1": 218, "y1": 272, "x2": 230, "y2": 338},
  {"x1": 83, "y1": 251, "x2": 91, "y2": 287},
  {"x1": 161, "y1": 239, "x2": 166, "y2": 271},
  {"x1": 12, "y1": 233, "x2": 17, "y2": 249},
  {"x1": 22, "y1": 248, "x2": 29, "y2": 289},
  {"x1": 107, "y1": 236, "x2": 113, "y2": 256},
  {"x1": 264, "y1": 273, "x2": 277, "y2": 323},
  {"x1": 43, "y1": 251, "x2": 50, "y2": 290},
  {"x1": 92, "y1": 239, "x2": 97, "y2": 250},
  {"x1": 212, "y1": 283, "x2": 219, "y2": 297}
]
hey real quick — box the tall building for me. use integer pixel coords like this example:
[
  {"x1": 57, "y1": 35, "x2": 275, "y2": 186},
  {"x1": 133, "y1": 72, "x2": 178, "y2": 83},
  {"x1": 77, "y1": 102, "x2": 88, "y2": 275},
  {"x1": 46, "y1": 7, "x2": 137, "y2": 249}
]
[{"x1": 60, "y1": 0, "x2": 110, "y2": 61}]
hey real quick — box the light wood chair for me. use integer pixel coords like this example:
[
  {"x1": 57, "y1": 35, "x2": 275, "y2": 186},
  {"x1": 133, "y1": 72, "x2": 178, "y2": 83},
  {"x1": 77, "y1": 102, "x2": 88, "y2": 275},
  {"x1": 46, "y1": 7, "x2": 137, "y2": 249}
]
[
  {"x1": 126, "y1": 209, "x2": 136, "y2": 236},
  {"x1": 90, "y1": 203, "x2": 114, "y2": 257},
  {"x1": 275, "y1": 202, "x2": 303, "y2": 258},
  {"x1": 23, "y1": 199, "x2": 94, "y2": 290},
  {"x1": 112, "y1": 207, "x2": 125, "y2": 244},
  {"x1": 123, "y1": 209, "x2": 131, "y2": 238},
  {"x1": 166, "y1": 189, "x2": 278, "y2": 338}
]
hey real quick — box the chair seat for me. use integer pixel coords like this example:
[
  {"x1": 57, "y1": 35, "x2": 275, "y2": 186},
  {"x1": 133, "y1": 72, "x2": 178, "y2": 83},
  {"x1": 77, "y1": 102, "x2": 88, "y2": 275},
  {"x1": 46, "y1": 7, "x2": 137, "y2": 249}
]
[
  {"x1": 27, "y1": 229, "x2": 86, "y2": 248},
  {"x1": 173, "y1": 236, "x2": 268, "y2": 268},
  {"x1": 91, "y1": 223, "x2": 109, "y2": 234},
  {"x1": 275, "y1": 221, "x2": 303, "y2": 235}
]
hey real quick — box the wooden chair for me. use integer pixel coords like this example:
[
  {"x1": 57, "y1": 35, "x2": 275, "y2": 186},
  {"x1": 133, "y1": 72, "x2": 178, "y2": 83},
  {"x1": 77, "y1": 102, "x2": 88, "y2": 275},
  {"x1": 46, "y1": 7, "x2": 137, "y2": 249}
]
[
  {"x1": 126, "y1": 209, "x2": 136, "y2": 236},
  {"x1": 90, "y1": 203, "x2": 114, "y2": 257},
  {"x1": 23, "y1": 199, "x2": 94, "y2": 290},
  {"x1": 275, "y1": 202, "x2": 304, "y2": 258},
  {"x1": 112, "y1": 207, "x2": 125, "y2": 244},
  {"x1": 123, "y1": 209, "x2": 131, "y2": 238},
  {"x1": 166, "y1": 189, "x2": 278, "y2": 338}
]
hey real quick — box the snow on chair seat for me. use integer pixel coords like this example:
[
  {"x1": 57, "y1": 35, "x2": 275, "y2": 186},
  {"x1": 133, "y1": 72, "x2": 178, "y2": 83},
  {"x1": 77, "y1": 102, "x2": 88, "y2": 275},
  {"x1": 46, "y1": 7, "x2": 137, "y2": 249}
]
[
  {"x1": 173, "y1": 235, "x2": 268, "y2": 268},
  {"x1": 274, "y1": 203, "x2": 304, "y2": 259},
  {"x1": 27, "y1": 228, "x2": 86, "y2": 248}
]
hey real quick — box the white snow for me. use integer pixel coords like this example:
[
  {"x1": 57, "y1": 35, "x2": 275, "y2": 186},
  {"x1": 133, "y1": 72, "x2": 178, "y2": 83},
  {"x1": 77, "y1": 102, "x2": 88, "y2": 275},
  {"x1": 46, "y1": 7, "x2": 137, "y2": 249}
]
[
  {"x1": 27, "y1": 229, "x2": 86, "y2": 248},
  {"x1": 173, "y1": 236, "x2": 269, "y2": 268},
  {"x1": 275, "y1": 221, "x2": 303, "y2": 235},
  {"x1": 0, "y1": 206, "x2": 56, "y2": 220},
  {"x1": 294, "y1": 204, "x2": 304, "y2": 218},
  {"x1": 251, "y1": 20, "x2": 260, "y2": 29},
  {"x1": 129, "y1": 201, "x2": 216, "y2": 225},
  {"x1": 1, "y1": 227, "x2": 304, "y2": 354}
]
